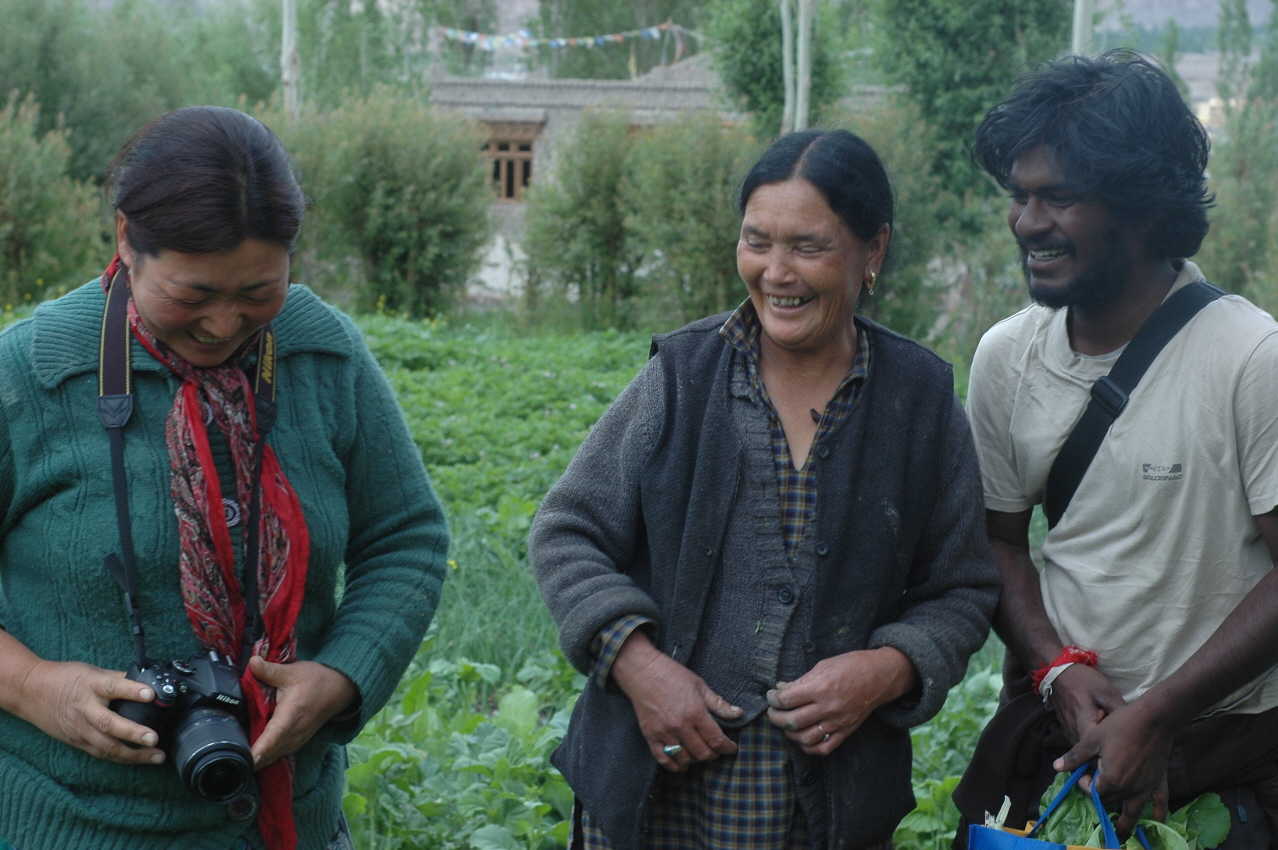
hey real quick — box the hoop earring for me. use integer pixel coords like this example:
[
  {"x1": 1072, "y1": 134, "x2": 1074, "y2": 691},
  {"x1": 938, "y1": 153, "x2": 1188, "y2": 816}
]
[{"x1": 864, "y1": 270, "x2": 877, "y2": 295}]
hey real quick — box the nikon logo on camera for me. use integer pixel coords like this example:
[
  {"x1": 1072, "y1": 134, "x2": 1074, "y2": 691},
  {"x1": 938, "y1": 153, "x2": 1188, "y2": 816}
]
[{"x1": 215, "y1": 693, "x2": 242, "y2": 706}]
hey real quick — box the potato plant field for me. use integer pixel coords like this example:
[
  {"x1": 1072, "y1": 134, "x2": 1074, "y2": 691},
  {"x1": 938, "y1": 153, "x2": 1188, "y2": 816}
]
[
  {"x1": 0, "y1": 306, "x2": 1003, "y2": 849},
  {"x1": 350, "y1": 314, "x2": 1003, "y2": 850}
]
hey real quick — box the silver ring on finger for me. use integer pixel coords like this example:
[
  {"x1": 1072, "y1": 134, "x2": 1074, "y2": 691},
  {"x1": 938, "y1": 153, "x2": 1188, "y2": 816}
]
[
  {"x1": 822, "y1": 733, "x2": 831, "y2": 742},
  {"x1": 662, "y1": 743, "x2": 684, "y2": 757}
]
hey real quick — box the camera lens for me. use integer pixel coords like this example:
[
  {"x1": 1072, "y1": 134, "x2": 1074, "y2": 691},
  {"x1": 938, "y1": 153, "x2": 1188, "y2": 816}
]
[
  {"x1": 172, "y1": 707, "x2": 253, "y2": 804},
  {"x1": 194, "y1": 757, "x2": 250, "y2": 802}
]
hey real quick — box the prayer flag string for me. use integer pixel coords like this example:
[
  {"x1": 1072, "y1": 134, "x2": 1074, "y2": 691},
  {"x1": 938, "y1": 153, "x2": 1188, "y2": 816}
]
[{"x1": 439, "y1": 21, "x2": 690, "y2": 53}]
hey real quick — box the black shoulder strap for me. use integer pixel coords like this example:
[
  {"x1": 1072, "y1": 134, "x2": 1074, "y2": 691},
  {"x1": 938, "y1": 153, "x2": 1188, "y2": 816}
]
[
  {"x1": 98, "y1": 267, "x2": 147, "y2": 667},
  {"x1": 1043, "y1": 280, "x2": 1226, "y2": 530}
]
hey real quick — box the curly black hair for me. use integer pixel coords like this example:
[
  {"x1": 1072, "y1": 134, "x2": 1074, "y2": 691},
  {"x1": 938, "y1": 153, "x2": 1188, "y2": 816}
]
[{"x1": 972, "y1": 50, "x2": 1212, "y2": 259}]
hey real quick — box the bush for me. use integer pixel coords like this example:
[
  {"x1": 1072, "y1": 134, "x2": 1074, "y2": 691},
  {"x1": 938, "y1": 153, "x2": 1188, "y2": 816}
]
[
  {"x1": 0, "y1": 94, "x2": 108, "y2": 306},
  {"x1": 272, "y1": 89, "x2": 491, "y2": 317},
  {"x1": 523, "y1": 109, "x2": 641, "y2": 329},
  {"x1": 623, "y1": 114, "x2": 761, "y2": 323}
]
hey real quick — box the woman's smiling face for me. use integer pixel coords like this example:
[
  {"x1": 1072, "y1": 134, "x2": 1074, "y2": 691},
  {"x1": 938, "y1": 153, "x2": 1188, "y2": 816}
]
[
  {"x1": 736, "y1": 178, "x2": 888, "y2": 358},
  {"x1": 120, "y1": 215, "x2": 290, "y2": 367}
]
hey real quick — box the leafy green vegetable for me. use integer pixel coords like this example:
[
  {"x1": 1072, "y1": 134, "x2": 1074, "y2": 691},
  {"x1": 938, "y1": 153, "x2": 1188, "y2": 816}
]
[
  {"x1": 1036, "y1": 773, "x2": 1100, "y2": 845},
  {"x1": 1172, "y1": 793, "x2": 1232, "y2": 850},
  {"x1": 1035, "y1": 774, "x2": 1231, "y2": 850}
]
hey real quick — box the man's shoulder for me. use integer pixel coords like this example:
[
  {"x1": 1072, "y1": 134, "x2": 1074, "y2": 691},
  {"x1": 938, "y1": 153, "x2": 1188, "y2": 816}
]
[
  {"x1": 972, "y1": 303, "x2": 1058, "y2": 374},
  {"x1": 1199, "y1": 290, "x2": 1278, "y2": 335},
  {"x1": 1171, "y1": 290, "x2": 1278, "y2": 374}
]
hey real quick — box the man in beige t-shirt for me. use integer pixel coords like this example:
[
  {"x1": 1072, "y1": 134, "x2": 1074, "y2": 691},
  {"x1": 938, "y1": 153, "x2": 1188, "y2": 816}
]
[{"x1": 954, "y1": 51, "x2": 1278, "y2": 849}]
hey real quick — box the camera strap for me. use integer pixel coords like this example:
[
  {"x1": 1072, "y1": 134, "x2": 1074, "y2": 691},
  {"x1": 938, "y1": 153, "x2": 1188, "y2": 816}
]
[{"x1": 98, "y1": 265, "x2": 279, "y2": 673}]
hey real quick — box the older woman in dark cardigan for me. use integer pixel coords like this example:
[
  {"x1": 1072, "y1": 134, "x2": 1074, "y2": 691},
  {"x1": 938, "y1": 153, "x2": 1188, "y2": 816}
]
[{"x1": 529, "y1": 129, "x2": 998, "y2": 850}]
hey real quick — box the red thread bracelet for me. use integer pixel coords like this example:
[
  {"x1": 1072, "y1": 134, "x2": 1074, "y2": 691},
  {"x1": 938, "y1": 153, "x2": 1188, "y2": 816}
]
[{"x1": 1031, "y1": 645, "x2": 1099, "y2": 695}]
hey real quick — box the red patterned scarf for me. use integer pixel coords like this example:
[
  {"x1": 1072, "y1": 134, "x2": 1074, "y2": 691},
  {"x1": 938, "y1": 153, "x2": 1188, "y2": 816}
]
[{"x1": 105, "y1": 257, "x2": 309, "y2": 850}]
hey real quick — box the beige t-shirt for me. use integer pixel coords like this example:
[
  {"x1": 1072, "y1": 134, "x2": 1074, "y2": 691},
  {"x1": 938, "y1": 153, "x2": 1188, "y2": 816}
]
[{"x1": 968, "y1": 262, "x2": 1278, "y2": 714}]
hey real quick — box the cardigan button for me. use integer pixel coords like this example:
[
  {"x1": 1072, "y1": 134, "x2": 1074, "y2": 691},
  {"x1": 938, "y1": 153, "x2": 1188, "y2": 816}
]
[
  {"x1": 800, "y1": 769, "x2": 817, "y2": 786},
  {"x1": 777, "y1": 584, "x2": 795, "y2": 604},
  {"x1": 803, "y1": 640, "x2": 816, "y2": 653},
  {"x1": 815, "y1": 542, "x2": 829, "y2": 556},
  {"x1": 815, "y1": 444, "x2": 830, "y2": 459}
]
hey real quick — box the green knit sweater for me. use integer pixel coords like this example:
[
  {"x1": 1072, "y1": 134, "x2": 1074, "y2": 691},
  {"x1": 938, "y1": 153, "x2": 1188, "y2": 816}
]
[{"x1": 0, "y1": 282, "x2": 449, "y2": 849}]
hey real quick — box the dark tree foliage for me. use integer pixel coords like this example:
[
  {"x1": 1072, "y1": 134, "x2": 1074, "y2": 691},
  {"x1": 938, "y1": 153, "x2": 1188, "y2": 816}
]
[
  {"x1": 1252, "y1": 0, "x2": 1278, "y2": 101},
  {"x1": 872, "y1": 0, "x2": 1071, "y2": 195},
  {"x1": 0, "y1": 0, "x2": 280, "y2": 180},
  {"x1": 705, "y1": 0, "x2": 843, "y2": 139},
  {"x1": 1156, "y1": 19, "x2": 1191, "y2": 99},
  {"x1": 1218, "y1": 0, "x2": 1252, "y2": 102},
  {"x1": 1198, "y1": 0, "x2": 1278, "y2": 304},
  {"x1": 534, "y1": 0, "x2": 705, "y2": 79}
]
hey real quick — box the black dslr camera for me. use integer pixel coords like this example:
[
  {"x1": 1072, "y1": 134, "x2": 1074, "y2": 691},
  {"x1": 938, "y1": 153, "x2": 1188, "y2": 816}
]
[{"x1": 111, "y1": 650, "x2": 254, "y2": 806}]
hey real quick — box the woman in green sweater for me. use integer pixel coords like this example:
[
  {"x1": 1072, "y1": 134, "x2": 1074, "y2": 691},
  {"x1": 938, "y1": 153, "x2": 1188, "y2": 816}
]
[{"x1": 0, "y1": 107, "x2": 448, "y2": 849}]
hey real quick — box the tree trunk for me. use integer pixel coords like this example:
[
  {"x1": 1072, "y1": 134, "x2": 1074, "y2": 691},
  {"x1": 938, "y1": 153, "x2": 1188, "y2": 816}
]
[
  {"x1": 794, "y1": 0, "x2": 815, "y2": 130},
  {"x1": 1071, "y1": 0, "x2": 1096, "y2": 55},
  {"x1": 780, "y1": 0, "x2": 796, "y2": 134},
  {"x1": 281, "y1": 0, "x2": 300, "y2": 120}
]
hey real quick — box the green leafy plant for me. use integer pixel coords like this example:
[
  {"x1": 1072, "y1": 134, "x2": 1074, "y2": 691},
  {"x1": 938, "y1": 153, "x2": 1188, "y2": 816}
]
[
  {"x1": 1035, "y1": 772, "x2": 1231, "y2": 850},
  {"x1": 894, "y1": 643, "x2": 1003, "y2": 850},
  {"x1": 343, "y1": 633, "x2": 581, "y2": 850}
]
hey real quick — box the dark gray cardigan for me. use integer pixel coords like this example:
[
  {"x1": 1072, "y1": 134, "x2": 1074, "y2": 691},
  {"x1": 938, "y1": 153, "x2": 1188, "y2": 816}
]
[{"x1": 529, "y1": 313, "x2": 998, "y2": 850}]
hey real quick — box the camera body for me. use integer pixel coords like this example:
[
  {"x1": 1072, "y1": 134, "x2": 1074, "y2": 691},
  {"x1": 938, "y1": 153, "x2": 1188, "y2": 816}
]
[{"x1": 111, "y1": 650, "x2": 254, "y2": 805}]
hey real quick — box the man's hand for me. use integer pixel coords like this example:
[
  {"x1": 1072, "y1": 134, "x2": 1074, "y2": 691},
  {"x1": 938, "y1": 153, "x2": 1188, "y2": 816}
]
[
  {"x1": 18, "y1": 659, "x2": 166, "y2": 765},
  {"x1": 610, "y1": 631, "x2": 742, "y2": 772},
  {"x1": 1054, "y1": 700, "x2": 1172, "y2": 838},
  {"x1": 765, "y1": 647, "x2": 917, "y2": 756},
  {"x1": 248, "y1": 657, "x2": 359, "y2": 769},
  {"x1": 1047, "y1": 663, "x2": 1127, "y2": 745}
]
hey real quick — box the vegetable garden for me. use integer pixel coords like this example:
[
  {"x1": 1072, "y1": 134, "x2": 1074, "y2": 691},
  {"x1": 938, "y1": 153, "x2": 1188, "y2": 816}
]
[{"x1": 343, "y1": 314, "x2": 1005, "y2": 850}]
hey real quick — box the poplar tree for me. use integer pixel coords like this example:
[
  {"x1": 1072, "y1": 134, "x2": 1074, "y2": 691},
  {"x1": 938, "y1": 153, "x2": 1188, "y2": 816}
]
[{"x1": 872, "y1": 0, "x2": 1071, "y2": 195}]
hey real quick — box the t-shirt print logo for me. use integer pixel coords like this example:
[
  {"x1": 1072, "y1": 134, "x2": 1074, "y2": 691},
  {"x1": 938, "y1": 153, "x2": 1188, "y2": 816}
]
[{"x1": 1142, "y1": 463, "x2": 1184, "y2": 482}]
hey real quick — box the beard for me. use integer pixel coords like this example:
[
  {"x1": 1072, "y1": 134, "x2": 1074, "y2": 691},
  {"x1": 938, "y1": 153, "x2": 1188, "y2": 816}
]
[{"x1": 1021, "y1": 232, "x2": 1130, "y2": 310}]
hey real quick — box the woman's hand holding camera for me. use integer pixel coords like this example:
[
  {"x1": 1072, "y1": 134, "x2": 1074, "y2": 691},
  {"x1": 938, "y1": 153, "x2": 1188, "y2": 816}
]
[
  {"x1": 0, "y1": 631, "x2": 162, "y2": 765},
  {"x1": 248, "y1": 657, "x2": 359, "y2": 769}
]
